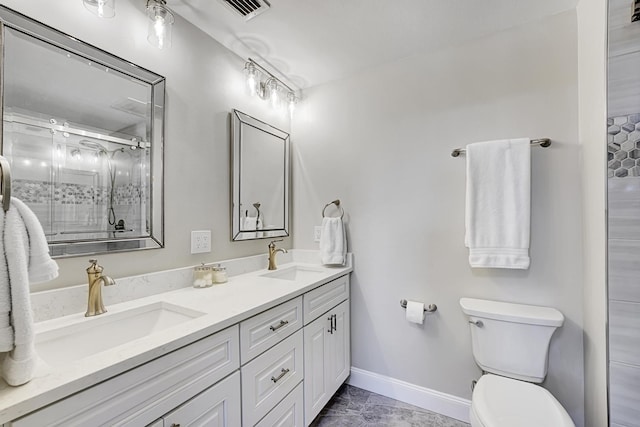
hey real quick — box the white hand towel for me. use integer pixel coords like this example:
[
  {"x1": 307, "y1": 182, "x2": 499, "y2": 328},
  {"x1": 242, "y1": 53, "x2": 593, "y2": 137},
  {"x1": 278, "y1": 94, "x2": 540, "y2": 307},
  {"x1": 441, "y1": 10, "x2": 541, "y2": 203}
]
[
  {"x1": 242, "y1": 216, "x2": 263, "y2": 238},
  {"x1": 320, "y1": 217, "x2": 346, "y2": 266},
  {"x1": 465, "y1": 138, "x2": 531, "y2": 269},
  {"x1": 12, "y1": 198, "x2": 58, "y2": 283},
  {"x1": 1, "y1": 198, "x2": 59, "y2": 386}
]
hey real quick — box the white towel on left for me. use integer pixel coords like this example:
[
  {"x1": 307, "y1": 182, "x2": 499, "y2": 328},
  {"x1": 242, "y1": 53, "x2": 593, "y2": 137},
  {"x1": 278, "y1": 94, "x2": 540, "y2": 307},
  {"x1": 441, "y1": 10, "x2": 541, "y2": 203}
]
[
  {"x1": 1, "y1": 198, "x2": 59, "y2": 386},
  {"x1": 320, "y1": 217, "x2": 347, "y2": 266},
  {"x1": 465, "y1": 138, "x2": 531, "y2": 269}
]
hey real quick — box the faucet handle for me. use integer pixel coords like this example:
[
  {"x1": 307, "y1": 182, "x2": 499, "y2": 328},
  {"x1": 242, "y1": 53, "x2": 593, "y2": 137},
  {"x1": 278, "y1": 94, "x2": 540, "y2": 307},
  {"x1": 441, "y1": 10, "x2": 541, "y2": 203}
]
[
  {"x1": 269, "y1": 239, "x2": 283, "y2": 247},
  {"x1": 86, "y1": 259, "x2": 103, "y2": 274}
]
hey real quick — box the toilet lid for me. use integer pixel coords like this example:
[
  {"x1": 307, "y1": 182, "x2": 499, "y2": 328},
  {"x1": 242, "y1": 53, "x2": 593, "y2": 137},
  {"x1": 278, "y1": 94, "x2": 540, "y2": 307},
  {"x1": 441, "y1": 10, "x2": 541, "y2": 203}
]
[{"x1": 472, "y1": 375, "x2": 575, "y2": 427}]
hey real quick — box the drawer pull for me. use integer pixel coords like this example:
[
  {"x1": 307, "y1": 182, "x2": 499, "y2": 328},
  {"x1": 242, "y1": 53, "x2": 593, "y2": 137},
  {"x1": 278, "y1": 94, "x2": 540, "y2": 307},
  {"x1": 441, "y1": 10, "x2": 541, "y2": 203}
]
[
  {"x1": 171, "y1": 424, "x2": 181, "y2": 427},
  {"x1": 328, "y1": 316, "x2": 333, "y2": 334},
  {"x1": 269, "y1": 320, "x2": 289, "y2": 331},
  {"x1": 271, "y1": 368, "x2": 290, "y2": 383}
]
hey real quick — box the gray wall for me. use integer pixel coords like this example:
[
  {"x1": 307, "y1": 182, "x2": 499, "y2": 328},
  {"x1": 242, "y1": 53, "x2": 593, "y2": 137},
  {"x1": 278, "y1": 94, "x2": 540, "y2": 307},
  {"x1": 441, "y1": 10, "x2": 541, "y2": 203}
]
[
  {"x1": 1, "y1": 0, "x2": 291, "y2": 290},
  {"x1": 292, "y1": 10, "x2": 585, "y2": 426}
]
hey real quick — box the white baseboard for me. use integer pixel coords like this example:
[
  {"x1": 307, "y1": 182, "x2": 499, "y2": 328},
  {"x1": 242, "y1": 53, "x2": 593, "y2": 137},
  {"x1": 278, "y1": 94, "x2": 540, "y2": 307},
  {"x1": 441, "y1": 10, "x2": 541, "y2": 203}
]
[{"x1": 347, "y1": 367, "x2": 471, "y2": 424}]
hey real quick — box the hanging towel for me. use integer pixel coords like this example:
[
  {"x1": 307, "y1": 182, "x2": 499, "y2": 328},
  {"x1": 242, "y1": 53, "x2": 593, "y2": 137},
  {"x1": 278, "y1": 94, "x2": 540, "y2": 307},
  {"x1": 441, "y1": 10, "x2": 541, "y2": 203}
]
[
  {"x1": 242, "y1": 216, "x2": 264, "y2": 238},
  {"x1": 1, "y1": 198, "x2": 59, "y2": 386},
  {"x1": 320, "y1": 217, "x2": 347, "y2": 266},
  {"x1": 465, "y1": 138, "x2": 531, "y2": 269}
]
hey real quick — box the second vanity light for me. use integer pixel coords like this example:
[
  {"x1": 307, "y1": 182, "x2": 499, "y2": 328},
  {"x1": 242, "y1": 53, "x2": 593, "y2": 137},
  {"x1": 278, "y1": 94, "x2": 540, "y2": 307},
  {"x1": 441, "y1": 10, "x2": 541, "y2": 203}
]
[{"x1": 244, "y1": 59, "x2": 298, "y2": 116}]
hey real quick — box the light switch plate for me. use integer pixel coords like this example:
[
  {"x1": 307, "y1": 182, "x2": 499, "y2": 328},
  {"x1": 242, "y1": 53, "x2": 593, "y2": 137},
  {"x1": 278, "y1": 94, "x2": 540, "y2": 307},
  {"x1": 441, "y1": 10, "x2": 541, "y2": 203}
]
[
  {"x1": 314, "y1": 226, "x2": 322, "y2": 242},
  {"x1": 191, "y1": 230, "x2": 211, "y2": 253}
]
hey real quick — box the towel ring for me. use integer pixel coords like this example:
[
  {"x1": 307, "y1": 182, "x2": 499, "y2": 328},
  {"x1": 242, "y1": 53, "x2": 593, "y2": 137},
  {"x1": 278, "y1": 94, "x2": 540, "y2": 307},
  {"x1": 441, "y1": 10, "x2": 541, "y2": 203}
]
[
  {"x1": 322, "y1": 199, "x2": 344, "y2": 219},
  {"x1": 0, "y1": 155, "x2": 11, "y2": 212}
]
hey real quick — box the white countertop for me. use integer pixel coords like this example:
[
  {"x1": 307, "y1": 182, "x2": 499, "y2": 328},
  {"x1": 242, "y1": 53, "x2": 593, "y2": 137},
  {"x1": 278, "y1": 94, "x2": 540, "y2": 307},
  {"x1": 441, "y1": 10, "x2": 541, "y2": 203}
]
[{"x1": 0, "y1": 260, "x2": 352, "y2": 424}]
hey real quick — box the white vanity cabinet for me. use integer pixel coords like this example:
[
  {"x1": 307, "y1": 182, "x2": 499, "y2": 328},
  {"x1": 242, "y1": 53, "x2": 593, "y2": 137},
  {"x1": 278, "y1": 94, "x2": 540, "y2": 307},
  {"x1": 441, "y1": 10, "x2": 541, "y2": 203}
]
[
  {"x1": 240, "y1": 297, "x2": 304, "y2": 426},
  {"x1": 4, "y1": 269, "x2": 352, "y2": 427},
  {"x1": 10, "y1": 326, "x2": 240, "y2": 427},
  {"x1": 303, "y1": 277, "x2": 351, "y2": 426}
]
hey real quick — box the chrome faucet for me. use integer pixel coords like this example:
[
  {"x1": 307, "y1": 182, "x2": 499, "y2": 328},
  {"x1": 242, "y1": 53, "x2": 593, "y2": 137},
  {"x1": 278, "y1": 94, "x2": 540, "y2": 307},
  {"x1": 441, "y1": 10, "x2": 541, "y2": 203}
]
[
  {"x1": 85, "y1": 259, "x2": 116, "y2": 317},
  {"x1": 268, "y1": 239, "x2": 288, "y2": 270}
]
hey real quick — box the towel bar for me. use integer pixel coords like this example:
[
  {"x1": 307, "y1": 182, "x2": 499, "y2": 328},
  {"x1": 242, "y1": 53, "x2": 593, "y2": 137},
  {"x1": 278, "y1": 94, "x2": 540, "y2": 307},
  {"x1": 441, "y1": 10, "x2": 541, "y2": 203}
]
[
  {"x1": 0, "y1": 155, "x2": 11, "y2": 212},
  {"x1": 322, "y1": 199, "x2": 344, "y2": 219},
  {"x1": 451, "y1": 138, "x2": 551, "y2": 157},
  {"x1": 400, "y1": 299, "x2": 438, "y2": 313}
]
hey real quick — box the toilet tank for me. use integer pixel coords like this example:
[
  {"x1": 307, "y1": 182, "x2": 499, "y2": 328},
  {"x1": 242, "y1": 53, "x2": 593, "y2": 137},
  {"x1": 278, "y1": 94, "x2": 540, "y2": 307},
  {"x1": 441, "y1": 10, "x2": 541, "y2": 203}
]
[{"x1": 459, "y1": 298, "x2": 564, "y2": 383}]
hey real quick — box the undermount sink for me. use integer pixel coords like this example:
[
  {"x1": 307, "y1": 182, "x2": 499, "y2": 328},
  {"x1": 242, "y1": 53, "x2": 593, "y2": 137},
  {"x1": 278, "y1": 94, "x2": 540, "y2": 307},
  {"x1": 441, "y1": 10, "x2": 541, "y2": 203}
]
[
  {"x1": 260, "y1": 266, "x2": 325, "y2": 281},
  {"x1": 35, "y1": 302, "x2": 205, "y2": 366}
]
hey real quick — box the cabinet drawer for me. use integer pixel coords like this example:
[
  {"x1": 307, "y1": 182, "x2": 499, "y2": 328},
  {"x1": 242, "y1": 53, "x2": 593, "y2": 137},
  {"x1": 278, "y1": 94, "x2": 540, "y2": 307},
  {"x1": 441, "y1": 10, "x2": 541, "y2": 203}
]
[
  {"x1": 255, "y1": 382, "x2": 304, "y2": 427},
  {"x1": 13, "y1": 326, "x2": 240, "y2": 427},
  {"x1": 163, "y1": 371, "x2": 241, "y2": 427},
  {"x1": 241, "y1": 297, "x2": 303, "y2": 365},
  {"x1": 303, "y1": 275, "x2": 349, "y2": 325},
  {"x1": 242, "y1": 330, "x2": 304, "y2": 426}
]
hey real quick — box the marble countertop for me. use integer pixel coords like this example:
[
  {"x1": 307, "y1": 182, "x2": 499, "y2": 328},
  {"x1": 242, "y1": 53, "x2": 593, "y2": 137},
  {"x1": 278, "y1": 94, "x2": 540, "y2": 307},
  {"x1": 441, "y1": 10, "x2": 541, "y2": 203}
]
[{"x1": 0, "y1": 259, "x2": 352, "y2": 424}]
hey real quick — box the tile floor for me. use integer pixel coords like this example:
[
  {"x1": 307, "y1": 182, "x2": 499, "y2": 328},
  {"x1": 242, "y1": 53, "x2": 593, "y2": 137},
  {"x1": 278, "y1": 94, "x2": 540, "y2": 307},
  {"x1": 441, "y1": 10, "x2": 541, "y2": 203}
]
[{"x1": 310, "y1": 384, "x2": 471, "y2": 427}]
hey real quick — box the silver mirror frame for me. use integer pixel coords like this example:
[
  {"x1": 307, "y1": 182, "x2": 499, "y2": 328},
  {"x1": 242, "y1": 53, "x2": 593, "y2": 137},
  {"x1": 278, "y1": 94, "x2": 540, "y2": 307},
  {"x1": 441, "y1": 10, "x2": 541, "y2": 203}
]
[
  {"x1": 231, "y1": 109, "x2": 290, "y2": 241},
  {"x1": 0, "y1": 6, "x2": 165, "y2": 257}
]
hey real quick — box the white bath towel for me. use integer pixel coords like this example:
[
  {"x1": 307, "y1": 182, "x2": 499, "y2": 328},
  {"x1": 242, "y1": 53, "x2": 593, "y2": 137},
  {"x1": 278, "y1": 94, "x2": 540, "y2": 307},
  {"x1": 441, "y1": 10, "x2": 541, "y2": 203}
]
[
  {"x1": 1, "y1": 198, "x2": 59, "y2": 386},
  {"x1": 320, "y1": 217, "x2": 347, "y2": 266},
  {"x1": 465, "y1": 138, "x2": 531, "y2": 269}
]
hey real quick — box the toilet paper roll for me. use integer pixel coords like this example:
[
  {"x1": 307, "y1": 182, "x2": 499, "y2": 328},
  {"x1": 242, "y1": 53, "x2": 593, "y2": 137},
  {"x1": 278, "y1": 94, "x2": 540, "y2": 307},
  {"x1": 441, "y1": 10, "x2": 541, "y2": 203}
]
[{"x1": 405, "y1": 300, "x2": 425, "y2": 324}]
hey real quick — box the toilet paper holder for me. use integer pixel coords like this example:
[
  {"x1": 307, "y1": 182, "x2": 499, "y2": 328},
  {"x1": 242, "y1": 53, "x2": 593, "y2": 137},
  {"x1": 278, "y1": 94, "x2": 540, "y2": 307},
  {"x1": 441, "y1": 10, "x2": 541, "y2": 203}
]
[{"x1": 400, "y1": 299, "x2": 437, "y2": 313}]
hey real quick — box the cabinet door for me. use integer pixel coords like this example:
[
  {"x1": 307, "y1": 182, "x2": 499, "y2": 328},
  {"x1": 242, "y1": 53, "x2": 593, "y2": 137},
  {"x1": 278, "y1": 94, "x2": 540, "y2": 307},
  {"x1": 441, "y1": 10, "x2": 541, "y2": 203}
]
[
  {"x1": 303, "y1": 312, "x2": 332, "y2": 425},
  {"x1": 303, "y1": 300, "x2": 351, "y2": 426},
  {"x1": 163, "y1": 371, "x2": 241, "y2": 427},
  {"x1": 327, "y1": 300, "x2": 350, "y2": 392}
]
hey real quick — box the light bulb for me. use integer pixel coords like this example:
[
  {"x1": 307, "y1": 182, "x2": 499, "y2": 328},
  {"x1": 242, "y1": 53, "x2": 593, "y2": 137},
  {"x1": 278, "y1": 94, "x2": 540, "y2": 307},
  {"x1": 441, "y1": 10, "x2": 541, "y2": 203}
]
[
  {"x1": 269, "y1": 81, "x2": 279, "y2": 109},
  {"x1": 154, "y1": 17, "x2": 166, "y2": 48}
]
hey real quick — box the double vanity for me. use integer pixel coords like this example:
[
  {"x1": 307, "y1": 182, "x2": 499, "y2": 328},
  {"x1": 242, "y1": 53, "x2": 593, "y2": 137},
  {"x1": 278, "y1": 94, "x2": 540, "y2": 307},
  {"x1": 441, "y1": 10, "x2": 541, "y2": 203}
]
[{"x1": 0, "y1": 253, "x2": 352, "y2": 427}]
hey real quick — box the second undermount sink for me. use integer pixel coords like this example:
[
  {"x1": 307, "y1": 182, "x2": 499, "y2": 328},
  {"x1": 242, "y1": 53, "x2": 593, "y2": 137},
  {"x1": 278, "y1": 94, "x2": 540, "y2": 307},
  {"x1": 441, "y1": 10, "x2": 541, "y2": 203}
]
[
  {"x1": 35, "y1": 302, "x2": 205, "y2": 366},
  {"x1": 260, "y1": 266, "x2": 325, "y2": 281}
]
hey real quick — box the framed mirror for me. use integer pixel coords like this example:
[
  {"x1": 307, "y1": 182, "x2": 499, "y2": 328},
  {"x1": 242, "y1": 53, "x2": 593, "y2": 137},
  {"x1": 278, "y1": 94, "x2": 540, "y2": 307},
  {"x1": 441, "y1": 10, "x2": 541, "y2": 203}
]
[
  {"x1": 0, "y1": 6, "x2": 165, "y2": 257},
  {"x1": 231, "y1": 109, "x2": 289, "y2": 241}
]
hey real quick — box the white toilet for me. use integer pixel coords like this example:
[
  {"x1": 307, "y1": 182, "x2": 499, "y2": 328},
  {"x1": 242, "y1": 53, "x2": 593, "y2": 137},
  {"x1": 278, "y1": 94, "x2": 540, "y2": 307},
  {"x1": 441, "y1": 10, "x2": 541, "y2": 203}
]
[{"x1": 459, "y1": 298, "x2": 575, "y2": 427}]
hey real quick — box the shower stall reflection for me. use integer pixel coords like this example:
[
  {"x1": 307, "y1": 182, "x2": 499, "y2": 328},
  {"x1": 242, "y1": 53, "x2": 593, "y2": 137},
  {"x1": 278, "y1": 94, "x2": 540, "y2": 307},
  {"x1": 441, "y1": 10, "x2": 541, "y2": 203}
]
[{"x1": 5, "y1": 119, "x2": 149, "y2": 250}]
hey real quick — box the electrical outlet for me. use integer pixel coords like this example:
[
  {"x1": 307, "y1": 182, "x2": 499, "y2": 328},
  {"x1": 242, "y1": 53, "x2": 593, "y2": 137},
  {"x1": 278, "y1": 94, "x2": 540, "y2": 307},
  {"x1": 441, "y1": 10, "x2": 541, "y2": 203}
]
[
  {"x1": 191, "y1": 230, "x2": 211, "y2": 254},
  {"x1": 314, "y1": 226, "x2": 322, "y2": 242}
]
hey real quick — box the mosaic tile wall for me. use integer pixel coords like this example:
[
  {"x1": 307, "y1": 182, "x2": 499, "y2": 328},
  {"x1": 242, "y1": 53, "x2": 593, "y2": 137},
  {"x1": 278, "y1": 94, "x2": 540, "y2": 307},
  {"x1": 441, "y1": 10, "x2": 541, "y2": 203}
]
[
  {"x1": 13, "y1": 179, "x2": 145, "y2": 205},
  {"x1": 608, "y1": 114, "x2": 640, "y2": 177}
]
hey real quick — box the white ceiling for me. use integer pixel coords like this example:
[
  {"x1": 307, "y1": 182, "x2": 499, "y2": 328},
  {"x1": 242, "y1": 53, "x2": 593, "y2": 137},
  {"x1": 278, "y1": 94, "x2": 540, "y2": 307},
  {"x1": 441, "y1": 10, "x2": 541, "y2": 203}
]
[{"x1": 171, "y1": 0, "x2": 579, "y2": 91}]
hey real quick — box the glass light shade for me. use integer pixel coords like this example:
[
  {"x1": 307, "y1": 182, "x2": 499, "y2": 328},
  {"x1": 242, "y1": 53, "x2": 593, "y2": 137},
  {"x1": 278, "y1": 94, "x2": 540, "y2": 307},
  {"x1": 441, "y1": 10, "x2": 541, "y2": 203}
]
[
  {"x1": 267, "y1": 80, "x2": 280, "y2": 109},
  {"x1": 147, "y1": 1, "x2": 174, "y2": 49},
  {"x1": 83, "y1": 0, "x2": 115, "y2": 18},
  {"x1": 287, "y1": 92, "x2": 297, "y2": 116},
  {"x1": 245, "y1": 63, "x2": 259, "y2": 96}
]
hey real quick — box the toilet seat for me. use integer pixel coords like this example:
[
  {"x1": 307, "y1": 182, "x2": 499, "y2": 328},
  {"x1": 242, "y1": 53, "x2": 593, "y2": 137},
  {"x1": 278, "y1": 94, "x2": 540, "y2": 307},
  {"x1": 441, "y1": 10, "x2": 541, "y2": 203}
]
[{"x1": 470, "y1": 374, "x2": 575, "y2": 427}]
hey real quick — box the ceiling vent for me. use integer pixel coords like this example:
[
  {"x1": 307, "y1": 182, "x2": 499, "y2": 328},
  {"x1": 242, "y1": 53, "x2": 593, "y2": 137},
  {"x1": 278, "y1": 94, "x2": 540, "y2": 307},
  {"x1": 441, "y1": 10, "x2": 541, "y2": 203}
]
[{"x1": 219, "y1": 0, "x2": 271, "y2": 21}]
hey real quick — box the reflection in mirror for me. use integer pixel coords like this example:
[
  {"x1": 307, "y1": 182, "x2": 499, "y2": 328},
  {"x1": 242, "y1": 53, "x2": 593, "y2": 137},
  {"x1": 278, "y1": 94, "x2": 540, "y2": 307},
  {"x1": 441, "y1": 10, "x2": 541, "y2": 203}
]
[
  {"x1": 231, "y1": 110, "x2": 289, "y2": 241},
  {"x1": 0, "y1": 6, "x2": 165, "y2": 257}
]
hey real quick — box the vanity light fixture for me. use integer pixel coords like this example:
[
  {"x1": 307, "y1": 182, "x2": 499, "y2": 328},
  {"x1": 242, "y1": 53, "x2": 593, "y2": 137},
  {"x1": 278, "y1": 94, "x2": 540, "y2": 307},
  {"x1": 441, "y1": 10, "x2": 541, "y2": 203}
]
[
  {"x1": 243, "y1": 58, "x2": 299, "y2": 116},
  {"x1": 83, "y1": 0, "x2": 116, "y2": 18},
  {"x1": 146, "y1": 0, "x2": 174, "y2": 49}
]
